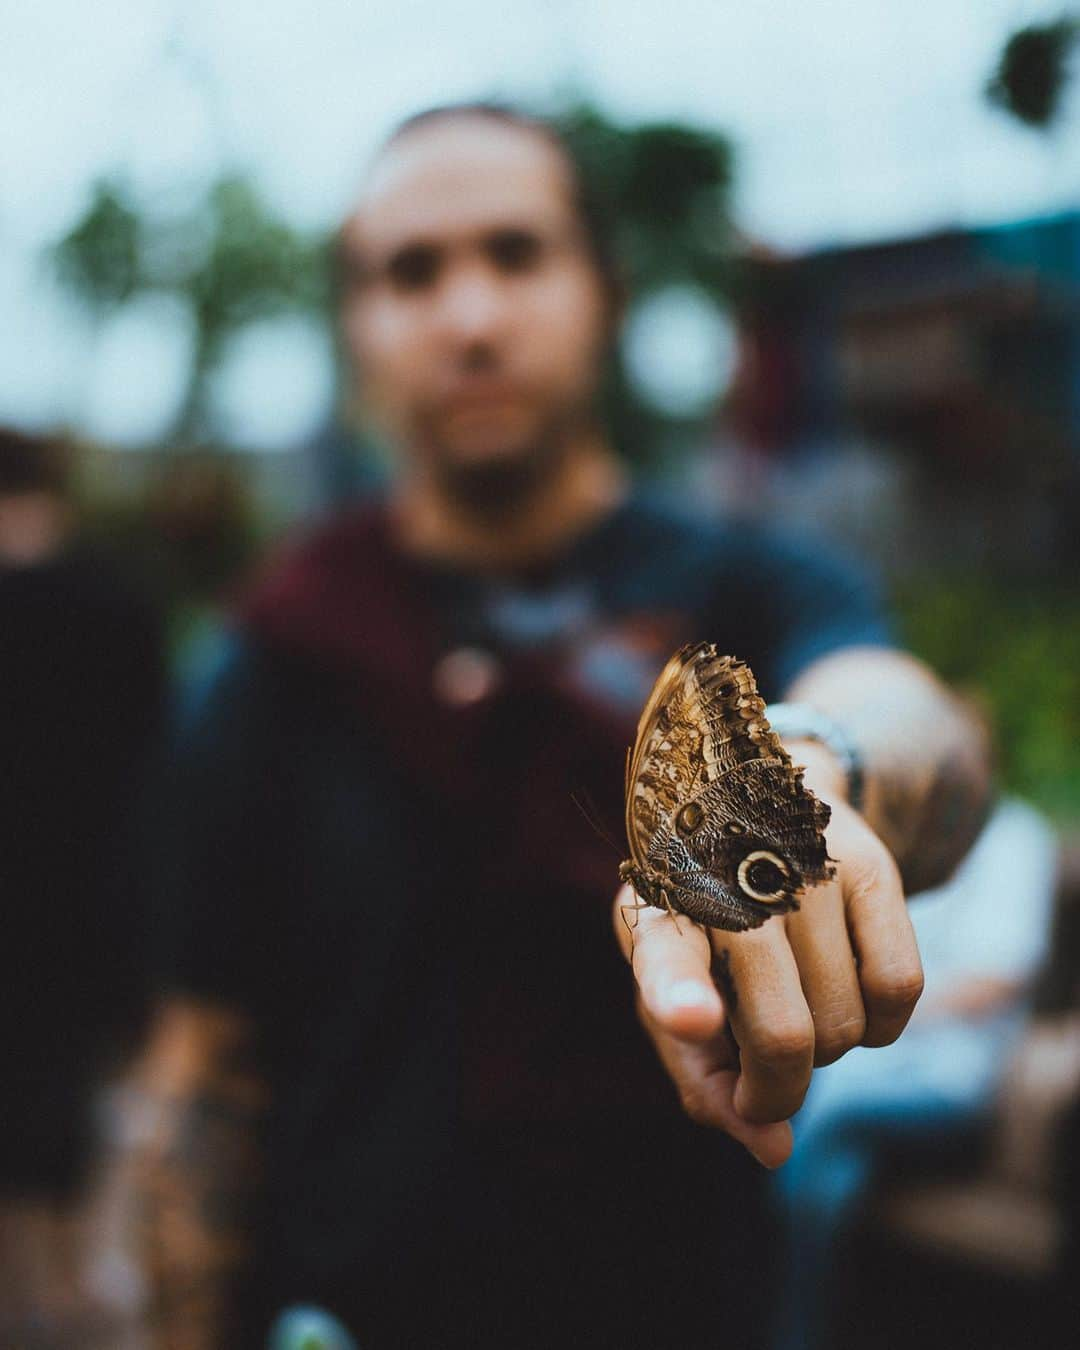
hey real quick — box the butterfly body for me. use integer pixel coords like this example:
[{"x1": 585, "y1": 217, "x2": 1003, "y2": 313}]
[{"x1": 621, "y1": 644, "x2": 834, "y2": 932}]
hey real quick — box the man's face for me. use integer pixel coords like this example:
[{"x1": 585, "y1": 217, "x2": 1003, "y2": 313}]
[{"x1": 340, "y1": 116, "x2": 611, "y2": 509}]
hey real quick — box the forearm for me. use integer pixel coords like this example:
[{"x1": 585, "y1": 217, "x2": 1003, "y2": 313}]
[
  {"x1": 784, "y1": 647, "x2": 993, "y2": 893},
  {"x1": 125, "y1": 1001, "x2": 267, "y2": 1350}
]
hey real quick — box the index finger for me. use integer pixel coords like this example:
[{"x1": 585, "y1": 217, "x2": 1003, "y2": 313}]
[{"x1": 613, "y1": 885, "x2": 723, "y2": 1041}]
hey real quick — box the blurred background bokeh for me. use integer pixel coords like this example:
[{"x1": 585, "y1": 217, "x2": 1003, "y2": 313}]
[
  {"x1": 6, "y1": 0, "x2": 1078, "y2": 813},
  {"x1": 3, "y1": 4, "x2": 1079, "y2": 1346}
]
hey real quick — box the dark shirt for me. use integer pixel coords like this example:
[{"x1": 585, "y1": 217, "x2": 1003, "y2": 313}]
[
  {"x1": 0, "y1": 544, "x2": 165, "y2": 1195},
  {"x1": 162, "y1": 494, "x2": 890, "y2": 1348}
]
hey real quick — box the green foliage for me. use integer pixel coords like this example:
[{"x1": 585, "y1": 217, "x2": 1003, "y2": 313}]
[
  {"x1": 51, "y1": 174, "x2": 330, "y2": 439},
  {"x1": 896, "y1": 575, "x2": 1080, "y2": 821},
  {"x1": 557, "y1": 105, "x2": 735, "y2": 462},
  {"x1": 559, "y1": 106, "x2": 733, "y2": 289},
  {"x1": 987, "y1": 18, "x2": 1078, "y2": 128},
  {"x1": 188, "y1": 176, "x2": 330, "y2": 358},
  {"x1": 53, "y1": 183, "x2": 140, "y2": 309},
  {"x1": 50, "y1": 104, "x2": 734, "y2": 462}
]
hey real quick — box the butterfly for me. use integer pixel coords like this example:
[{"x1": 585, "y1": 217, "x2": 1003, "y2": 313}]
[{"x1": 619, "y1": 643, "x2": 834, "y2": 931}]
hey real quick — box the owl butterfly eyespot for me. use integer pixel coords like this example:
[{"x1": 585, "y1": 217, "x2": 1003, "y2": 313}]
[
  {"x1": 619, "y1": 644, "x2": 835, "y2": 932},
  {"x1": 675, "y1": 801, "x2": 704, "y2": 835},
  {"x1": 738, "y1": 850, "x2": 790, "y2": 902}
]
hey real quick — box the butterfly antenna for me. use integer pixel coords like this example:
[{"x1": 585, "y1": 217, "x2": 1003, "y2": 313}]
[{"x1": 570, "y1": 790, "x2": 623, "y2": 857}]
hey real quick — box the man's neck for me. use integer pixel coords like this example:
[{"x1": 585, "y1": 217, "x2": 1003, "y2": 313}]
[{"x1": 389, "y1": 433, "x2": 628, "y2": 573}]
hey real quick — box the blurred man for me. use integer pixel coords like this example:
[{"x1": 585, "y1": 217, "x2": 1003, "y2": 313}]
[
  {"x1": 132, "y1": 105, "x2": 989, "y2": 1349},
  {"x1": 0, "y1": 429, "x2": 164, "y2": 1342}
]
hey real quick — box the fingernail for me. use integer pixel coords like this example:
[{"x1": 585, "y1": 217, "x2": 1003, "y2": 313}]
[{"x1": 660, "y1": 979, "x2": 715, "y2": 1017}]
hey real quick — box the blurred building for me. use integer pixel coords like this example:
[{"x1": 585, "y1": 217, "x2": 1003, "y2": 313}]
[{"x1": 725, "y1": 212, "x2": 1080, "y2": 578}]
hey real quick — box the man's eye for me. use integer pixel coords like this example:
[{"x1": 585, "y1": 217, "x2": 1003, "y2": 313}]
[
  {"x1": 386, "y1": 246, "x2": 441, "y2": 292},
  {"x1": 487, "y1": 230, "x2": 543, "y2": 274}
]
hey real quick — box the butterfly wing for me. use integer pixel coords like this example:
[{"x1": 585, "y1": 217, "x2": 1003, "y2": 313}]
[
  {"x1": 623, "y1": 645, "x2": 834, "y2": 931},
  {"x1": 624, "y1": 643, "x2": 708, "y2": 870}
]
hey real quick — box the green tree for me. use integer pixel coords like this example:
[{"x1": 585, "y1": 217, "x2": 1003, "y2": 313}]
[
  {"x1": 558, "y1": 106, "x2": 735, "y2": 463},
  {"x1": 52, "y1": 175, "x2": 329, "y2": 442},
  {"x1": 52, "y1": 104, "x2": 734, "y2": 465},
  {"x1": 987, "y1": 17, "x2": 1078, "y2": 128}
]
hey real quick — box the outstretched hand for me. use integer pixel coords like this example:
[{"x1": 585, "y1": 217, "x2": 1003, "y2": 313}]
[{"x1": 613, "y1": 750, "x2": 924, "y2": 1168}]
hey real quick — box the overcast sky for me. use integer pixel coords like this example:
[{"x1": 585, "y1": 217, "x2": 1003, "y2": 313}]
[{"x1": 3, "y1": 0, "x2": 1077, "y2": 445}]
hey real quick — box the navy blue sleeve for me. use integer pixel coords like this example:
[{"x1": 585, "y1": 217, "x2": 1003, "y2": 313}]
[{"x1": 734, "y1": 528, "x2": 894, "y2": 696}]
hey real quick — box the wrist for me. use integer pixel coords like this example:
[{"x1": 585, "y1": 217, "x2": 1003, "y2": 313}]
[
  {"x1": 782, "y1": 738, "x2": 851, "y2": 807},
  {"x1": 766, "y1": 702, "x2": 865, "y2": 812}
]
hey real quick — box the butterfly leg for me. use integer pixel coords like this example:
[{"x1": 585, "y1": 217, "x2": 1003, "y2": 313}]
[
  {"x1": 659, "y1": 888, "x2": 684, "y2": 937},
  {"x1": 619, "y1": 893, "x2": 649, "y2": 961}
]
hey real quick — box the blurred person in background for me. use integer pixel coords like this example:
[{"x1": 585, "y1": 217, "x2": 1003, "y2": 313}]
[
  {"x1": 127, "y1": 105, "x2": 991, "y2": 1349},
  {"x1": 769, "y1": 793, "x2": 1059, "y2": 1350},
  {"x1": 0, "y1": 428, "x2": 165, "y2": 1343}
]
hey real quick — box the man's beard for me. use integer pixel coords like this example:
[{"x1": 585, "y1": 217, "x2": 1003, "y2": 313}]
[
  {"x1": 422, "y1": 413, "x2": 579, "y2": 522},
  {"x1": 434, "y1": 445, "x2": 562, "y2": 519}
]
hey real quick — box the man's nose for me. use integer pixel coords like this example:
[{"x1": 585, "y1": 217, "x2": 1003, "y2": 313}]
[{"x1": 435, "y1": 263, "x2": 510, "y2": 346}]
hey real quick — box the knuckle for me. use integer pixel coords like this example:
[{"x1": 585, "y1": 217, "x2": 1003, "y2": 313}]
[
  {"x1": 740, "y1": 1083, "x2": 807, "y2": 1125},
  {"x1": 752, "y1": 1015, "x2": 815, "y2": 1071},
  {"x1": 864, "y1": 962, "x2": 925, "y2": 1020},
  {"x1": 678, "y1": 1084, "x2": 711, "y2": 1126},
  {"x1": 848, "y1": 838, "x2": 901, "y2": 898},
  {"x1": 813, "y1": 1013, "x2": 867, "y2": 1065}
]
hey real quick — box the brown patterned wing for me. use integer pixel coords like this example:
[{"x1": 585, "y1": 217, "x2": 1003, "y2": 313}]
[
  {"x1": 621, "y1": 645, "x2": 835, "y2": 931},
  {"x1": 624, "y1": 643, "x2": 708, "y2": 869}
]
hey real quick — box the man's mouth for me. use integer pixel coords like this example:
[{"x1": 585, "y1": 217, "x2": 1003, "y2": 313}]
[{"x1": 439, "y1": 378, "x2": 528, "y2": 412}]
